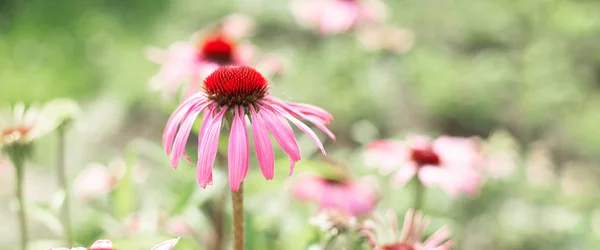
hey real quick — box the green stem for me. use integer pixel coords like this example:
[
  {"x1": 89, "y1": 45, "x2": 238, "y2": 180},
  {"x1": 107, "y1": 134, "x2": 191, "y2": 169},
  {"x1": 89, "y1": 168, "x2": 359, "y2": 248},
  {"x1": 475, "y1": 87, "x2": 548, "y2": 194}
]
[
  {"x1": 231, "y1": 184, "x2": 244, "y2": 250},
  {"x1": 57, "y1": 126, "x2": 72, "y2": 245},
  {"x1": 413, "y1": 177, "x2": 425, "y2": 211},
  {"x1": 13, "y1": 155, "x2": 28, "y2": 250}
]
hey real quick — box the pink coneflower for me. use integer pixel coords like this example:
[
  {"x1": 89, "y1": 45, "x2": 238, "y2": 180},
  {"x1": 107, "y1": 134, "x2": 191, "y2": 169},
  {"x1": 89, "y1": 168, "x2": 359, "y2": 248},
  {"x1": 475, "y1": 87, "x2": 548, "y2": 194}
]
[
  {"x1": 49, "y1": 238, "x2": 180, "y2": 250},
  {"x1": 163, "y1": 65, "x2": 334, "y2": 191},
  {"x1": 147, "y1": 14, "x2": 283, "y2": 99},
  {"x1": 362, "y1": 209, "x2": 453, "y2": 250},
  {"x1": 293, "y1": 175, "x2": 377, "y2": 216},
  {"x1": 290, "y1": 0, "x2": 388, "y2": 34},
  {"x1": 365, "y1": 135, "x2": 483, "y2": 197}
]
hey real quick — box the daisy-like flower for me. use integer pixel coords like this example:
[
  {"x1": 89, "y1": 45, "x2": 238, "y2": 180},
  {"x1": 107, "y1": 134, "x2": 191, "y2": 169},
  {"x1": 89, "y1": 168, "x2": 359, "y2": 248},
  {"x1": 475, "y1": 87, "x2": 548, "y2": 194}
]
[
  {"x1": 293, "y1": 175, "x2": 377, "y2": 216},
  {"x1": 365, "y1": 135, "x2": 483, "y2": 197},
  {"x1": 163, "y1": 65, "x2": 335, "y2": 191},
  {"x1": 49, "y1": 238, "x2": 180, "y2": 250},
  {"x1": 290, "y1": 0, "x2": 388, "y2": 34},
  {"x1": 362, "y1": 209, "x2": 453, "y2": 250},
  {"x1": 147, "y1": 14, "x2": 283, "y2": 100},
  {"x1": 0, "y1": 100, "x2": 80, "y2": 148}
]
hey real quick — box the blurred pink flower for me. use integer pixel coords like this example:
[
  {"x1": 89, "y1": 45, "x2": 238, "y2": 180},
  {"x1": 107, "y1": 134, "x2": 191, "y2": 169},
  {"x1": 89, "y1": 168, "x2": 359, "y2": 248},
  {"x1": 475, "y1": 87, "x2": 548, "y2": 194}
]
[
  {"x1": 72, "y1": 162, "x2": 121, "y2": 201},
  {"x1": 163, "y1": 66, "x2": 334, "y2": 191},
  {"x1": 290, "y1": 0, "x2": 388, "y2": 34},
  {"x1": 72, "y1": 159, "x2": 147, "y2": 201},
  {"x1": 147, "y1": 14, "x2": 283, "y2": 100},
  {"x1": 362, "y1": 209, "x2": 453, "y2": 250},
  {"x1": 365, "y1": 135, "x2": 483, "y2": 197},
  {"x1": 49, "y1": 238, "x2": 179, "y2": 250},
  {"x1": 293, "y1": 175, "x2": 377, "y2": 216}
]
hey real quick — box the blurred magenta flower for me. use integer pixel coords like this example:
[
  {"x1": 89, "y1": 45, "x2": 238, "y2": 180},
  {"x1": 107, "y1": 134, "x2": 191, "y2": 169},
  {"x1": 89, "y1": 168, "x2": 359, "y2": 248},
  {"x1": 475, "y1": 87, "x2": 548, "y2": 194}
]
[
  {"x1": 290, "y1": 0, "x2": 388, "y2": 34},
  {"x1": 293, "y1": 175, "x2": 377, "y2": 216},
  {"x1": 49, "y1": 238, "x2": 179, "y2": 250},
  {"x1": 163, "y1": 65, "x2": 334, "y2": 191},
  {"x1": 362, "y1": 209, "x2": 453, "y2": 250},
  {"x1": 365, "y1": 135, "x2": 483, "y2": 197},
  {"x1": 147, "y1": 14, "x2": 283, "y2": 100}
]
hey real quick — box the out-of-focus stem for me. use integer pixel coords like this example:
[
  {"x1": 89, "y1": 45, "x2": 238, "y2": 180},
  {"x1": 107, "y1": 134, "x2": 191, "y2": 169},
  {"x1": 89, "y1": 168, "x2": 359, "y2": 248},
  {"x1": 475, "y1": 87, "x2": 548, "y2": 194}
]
[
  {"x1": 57, "y1": 126, "x2": 72, "y2": 245},
  {"x1": 413, "y1": 177, "x2": 425, "y2": 211},
  {"x1": 13, "y1": 155, "x2": 28, "y2": 250},
  {"x1": 231, "y1": 184, "x2": 244, "y2": 250}
]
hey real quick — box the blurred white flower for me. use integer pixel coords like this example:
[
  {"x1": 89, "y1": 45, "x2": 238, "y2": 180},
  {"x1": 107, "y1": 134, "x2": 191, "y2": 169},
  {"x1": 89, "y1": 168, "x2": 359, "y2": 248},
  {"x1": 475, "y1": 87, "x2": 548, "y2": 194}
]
[{"x1": 0, "y1": 99, "x2": 80, "y2": 148}]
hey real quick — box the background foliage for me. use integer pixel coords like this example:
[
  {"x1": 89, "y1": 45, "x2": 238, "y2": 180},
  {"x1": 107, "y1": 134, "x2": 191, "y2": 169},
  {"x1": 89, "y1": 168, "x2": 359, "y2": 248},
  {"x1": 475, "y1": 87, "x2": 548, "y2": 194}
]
[{"x1": 1, "y1": 0, "x2": 600, "y2": 249}]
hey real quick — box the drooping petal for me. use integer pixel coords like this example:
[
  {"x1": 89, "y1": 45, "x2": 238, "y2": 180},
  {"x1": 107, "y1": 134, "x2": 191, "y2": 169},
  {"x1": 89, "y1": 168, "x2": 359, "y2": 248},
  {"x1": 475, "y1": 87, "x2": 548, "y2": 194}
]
[
  {"x1": 259, "y1": 105, "x2": 301, "y2": 175},
  {"x1": 196, "y1": 106, "x2": 227, "y2": 188},
  {"x1": 422, "y1": 226, "x2": 452, "y2": 248},
  {"x1": 169, "y1": 102, "x2": 205, "y2": 169},
  {"x1": 151, "y1": 238, "x2": 180, "y2": 250},
  {"x1": 265, "y1": 103, "x2": 326, "y2": 156},
  {"x1": 228, "y1": 106, "x2": 250, "y2": 191},
  {"x1": 249, "y1": 105, "x2": 275, "y2": 180},
  {"x1": 264, "y1": 98, "x2": 335, "y2": 141},
  {"x1": 163, "y1": 94, "x2": 208, "y2": 154},
  {"x1": 392, "y1": 163, "x2": 417, "y2": 187}
]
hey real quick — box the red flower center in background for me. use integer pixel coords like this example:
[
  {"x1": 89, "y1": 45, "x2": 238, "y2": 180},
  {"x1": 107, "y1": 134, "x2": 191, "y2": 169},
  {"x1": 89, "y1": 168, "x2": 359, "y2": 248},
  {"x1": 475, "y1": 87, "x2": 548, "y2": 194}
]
[
  {"x1": 410, "y1": 146, "x2": 440, "y2": 166},
  {"x1": 1, "y1": 126, "x2": 31, "y2": 137},
  {"x1": 381, "y1": 243, "x2": 414, "y2": 250},
  {"x1": 200, "y1": 35, "x2": 236, "y2": 65},
  {"x1": 204, "y1": 66, "x2": 268, "y2": 106}
]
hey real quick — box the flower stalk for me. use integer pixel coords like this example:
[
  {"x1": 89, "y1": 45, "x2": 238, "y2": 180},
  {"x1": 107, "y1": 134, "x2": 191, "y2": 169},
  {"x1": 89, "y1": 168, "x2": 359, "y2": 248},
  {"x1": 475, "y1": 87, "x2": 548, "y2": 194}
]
[
  {"x1": 231, "y1": 184, "x2": 244, "y2": 250},
  {"x1": 413, "y1": 177, "x2": 425, "y2": 211},
  {"x1": 56, "y1": 125, "x2": 72, "y2": 245},
  {"x1": 8, "y1": 147, "x2": 29, "y2": 250}
]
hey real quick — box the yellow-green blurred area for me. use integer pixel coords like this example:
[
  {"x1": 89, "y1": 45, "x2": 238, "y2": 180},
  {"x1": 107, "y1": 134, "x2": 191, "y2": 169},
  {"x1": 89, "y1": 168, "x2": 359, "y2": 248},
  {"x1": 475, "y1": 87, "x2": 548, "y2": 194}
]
[{"x1": 2, "y1": 0, "x2": 600, "y2": 249}]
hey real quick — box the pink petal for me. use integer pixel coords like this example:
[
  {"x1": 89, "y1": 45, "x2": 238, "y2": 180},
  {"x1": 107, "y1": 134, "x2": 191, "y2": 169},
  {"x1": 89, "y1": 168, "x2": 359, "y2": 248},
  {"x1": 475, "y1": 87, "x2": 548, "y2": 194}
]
[
  {"x1": 249, "y1": 105, "x2": 275, "y2": 180},
  {"x1": 228, "y1": 106, "x2": 250, "y2": 191},
  {"x1": 170, "y1": 102, "x2": 205, "y2": 169},
  {"x1": 151, "y1": 238, "x2": 180, "y2": 250},
  {"x1": 163, "y1": 94, "x2": 207, "y2": 155},
  {"x1": 259, "y1": 104, "x2": 301, "y2": 175},
  {"x1": 89, "y1": 239, "x2": 112, "y2": 250},
  {"x1": 285, "y1": 102, "x2": 333, "y2": 124},
  {"x1": 423, "y1": 226, "x2": 451, "y2": 248},
  {"x1": 292, "y1": 176, "x2": 326, "y2": 200},
  {"x1": 196, "y1": 106, "x2": 227, "y2": 188},
  {"x1": 265, "y1": 98, "x2": 335, "y2": 141},
  {"x1": 265, "y1": 104, "x2": 326, "y2": 156},
  {"x1": 234, "y1": 43, "x2": 256, "y2": 65},
  {"x1": 393, "y1": 163, "x2": 417, "y2": 187},
  {"x1": 222, "y1": 13, "x2": 256, "y2": 40},
  {"x1": 318, "y1": 1, "x2": 359, "y2": 34}
]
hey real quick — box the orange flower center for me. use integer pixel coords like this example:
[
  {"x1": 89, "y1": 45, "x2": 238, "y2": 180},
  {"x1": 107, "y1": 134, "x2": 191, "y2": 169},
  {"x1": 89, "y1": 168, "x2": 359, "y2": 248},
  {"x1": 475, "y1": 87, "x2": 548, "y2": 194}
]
[{"x1": 1, "y1": 126, "x2": 31, "y2": 138}]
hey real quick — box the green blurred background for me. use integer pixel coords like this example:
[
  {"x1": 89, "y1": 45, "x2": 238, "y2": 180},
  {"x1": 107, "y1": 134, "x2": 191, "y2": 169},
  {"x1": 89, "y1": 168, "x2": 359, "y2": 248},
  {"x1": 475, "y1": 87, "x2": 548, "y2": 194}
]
[{"x1": 2, "y1": 0, "x2": 600, "y2": 249}]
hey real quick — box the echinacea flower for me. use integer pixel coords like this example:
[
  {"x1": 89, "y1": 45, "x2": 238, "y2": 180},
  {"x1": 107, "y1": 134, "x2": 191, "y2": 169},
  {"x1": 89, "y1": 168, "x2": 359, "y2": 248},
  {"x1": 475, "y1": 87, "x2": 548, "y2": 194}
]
[
  {"x1": 362, "y1": 209, "x2": 453, "y2": 250},
  {"x1": 365, "y1": 135, "x2": 483, "y2": 197},
  {"x1": 163, "y1": 65, "x2": 334, "y2": 191},
  {"x1": 147, "y1": 14, "x2": 283, "y2": 100},
  {"x1": 49, "y1": 238, "x2": 180, "y2": 250},
  {"x1": 293, "y1": 175, "x2": 377, "y2": 216},
  {"x1": 290, "y1": 0, "x2": 388, "y2": 34}
]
